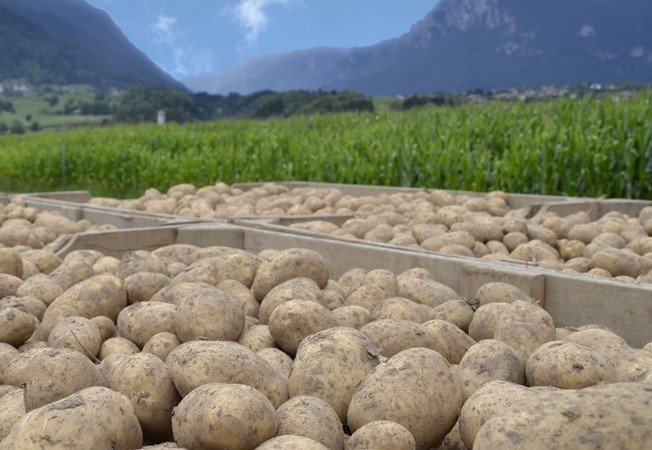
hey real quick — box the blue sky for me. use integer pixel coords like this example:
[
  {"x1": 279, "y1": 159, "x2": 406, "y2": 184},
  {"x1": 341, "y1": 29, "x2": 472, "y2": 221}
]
[{"x1": 87, "y1": 0, "x2": 438, "y2": 80}]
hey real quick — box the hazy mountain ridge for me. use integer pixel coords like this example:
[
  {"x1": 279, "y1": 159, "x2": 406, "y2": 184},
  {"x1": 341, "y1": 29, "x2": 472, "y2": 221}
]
[
  {"x1": 186, "y1": 0, "x2": 652, "y2": 95},
  {"x1": 0, "y1": 0, "x2": 184, "y2": 89}
]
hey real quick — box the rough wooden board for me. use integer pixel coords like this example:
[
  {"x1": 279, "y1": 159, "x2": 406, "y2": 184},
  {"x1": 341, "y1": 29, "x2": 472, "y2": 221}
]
[
  {"x1": 27, "y1": 190, "x2": 92, "y2": 203},
  {"x1": 598, "y1": 200, "x2": 652, "y2": 218},
  {"x1": 544, "y1": 273, "x2": 652, "y2": 348},
  {"x1": 177, "y1": 225, "x2": 244, "y2": 248},
  {"x1": 55, "y1": 227, "x2": 178, "y2": 258},
  {"x1": 22, "y1": 197, "x2": 85, "y2": 221}
]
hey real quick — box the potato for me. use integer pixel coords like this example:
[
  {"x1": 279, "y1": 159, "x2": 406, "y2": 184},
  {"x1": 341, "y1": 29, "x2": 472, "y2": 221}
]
[
  {"x1": 172, "y1": 383, "x2": 277, "y2": 450},
  {"x1": 143, "y1": 332, "x2": 181, "y2": 362},
  {"x1": 421, "y1": 231, "x2": 475, "y2": 252},
  {"x1": 268, "y1": 300, "x2": 336, "y2": 355},
  {"x1": 125, "y1": 272, "x2": 170, "y2": 303},
  {"x1": 91, "y1": 315, "x2": 116, "y2": 342},
  {"x1": 23, "y1": 348, "x2": 105, "y2": 411},
  {"x1": 18, "y1": 250, "x2": 59, "y2": 275},
  {"x1": 0, "y1": 274, "x2": 22, "y2": 298},
  {"x1": 1, "y1": 348, "x2": 49, "y2": 387},
  {"x1": 99, "y1": 337, "x2": 140, "y2": 360},
  {"x1": 525, "y1": 341, "x2": 616, "y2": 388},
  {"x1": 0, "y1": 385, "x2": 19, "y2": 399},
  {"x1": 257, "y1": 348, "x2": 294, "y2": 381},
  {"x1": 431, "y1": 300, "x2": 474, "y2": 332},
  {"x1": 276, "y1": 396, "x2": 344, "y2": 450},
  {"x1": 473, "y1": 383, "x2": 652, "y2": 450},
  {"x1": 289, "y1": 327, "x2": 380, "y2": 422},
  {"x1": 64, "y1": 249, "x2": 104, "y2": 265},
  {"x1": 1, "y1": 387, "x2": 143, "y2": 449},
  {"x1": 257, "y1": 435, "x2": 329, "y2": 449},
  {"x1": 93, "y1": 256, "x2": 120, "y2": 274},
  {"x1": 217, "y1": 279, "x2": 259, "y2": 317},
  {"x1": 30, "y1": 303, "x2": 77, "y2": 342},
  {"x1": 501, "y1": 232, "x2": 526, "y2": 252},
  {"x1": 563, "y1": 328, "x2": 630, "y2": 362},
  {"x1": 591, "y1": 249, "x2": 652, "y2": 278},
  {"x1": 348, "y1": 348, "x2": 462, "y2": 450},
  {"x1": 458, "y1": 339, "x2": 525, "y2": 399},
  {"x1": 150, "y1": 281, "x2": 213, "y2": 305},
  {"x1": 0, "y1": 307, "x2": 38, "y2": 347},
  {"x1": 346, "y1": 421, "x2": 416, "y2": 450},
  {"x1": 372, "y1": 297, "x2": 434, "y2": 323},
  {"x1": 172, "y1": 252, "x2": 259, "y2": 288},
  {"x1": 175, "y1": 288, "x2": 244, "y2": 342},
  {"x1": 0, "y1": 389, "x2": 25, "y2": 441},
  {"x1": 363, "y1": 269, "x2": 398, "y2": 297},
  {"x1": 117, "y1": 251, "x2": 169, "y2": 279},
  {"x1": 475, "y1": 282, "x2": 533, "y2": 305},
  {"x1": 338, "y1": 268, "x2": 367, "y2": 290},
  {"x1": 360, "y1": 319, "x2": 439, "y2": 358},
  {"x1": 152, "y1": 244, "x2": 201, "y2": 265},
  {"x1": 51, "y1": 273, "x2": 128, "y2": 321},
  {"x1": 613, "y1": 349, "x2": 652, "y2": 382},
  {"x1": 0, "y1": 342, "x2": 19, "y2": 376},
  {"x1": 48, "y1": 316, "x2": 102, "y2": 359},
  {"x1": 458, "y1": 381, "x2": 547, "y2": 448},
  {"x1": 166, "y1": 341, "x2": 288, "y2": 407},
  {"x1": 0, "y1": 247, "x2": 23, "y2": 277},
  {"x1": 238, "y1": 325, "x2": 276, "y2": 352},
  {"x1": 117, "y1": 302, "x2": 177, "y2": 348},
  {"x1": 526, "y1": 224, "x2": 557, "y2": 246},
  {"x1": 15, "y1": 276, "x2": 63, "y2": 305},
  {"x1": 397, "y1": 277, "x2": 460, "y2": 308},
  {"x1": 467, "y1": 302, "x2": 509, "y2": 341},
  {"x1": 108, "y1": 352, "x2": 180, "y2": 441},
  {"x1": 252, "y1": 249, "x2": 330, "y2": 301},
  {"x1": 0, "y1": 295, "x2": 46, "y2": 320},
  {"x1": 421, "y1": 319, "x2": 475, "y2": 364},
  {"x1": 259, "y1": 278, "x2": 323, "y2": 324},
  {"x1": 332, "y1": 305, "x2": 372, "y2": 329},
  {"x1": 568, "y1": 222, "x2": 602, "y2": 244},
  {"x1": 494, "y1": 320, "x2": 556, "y2": 361},
  {"x1": 49, "y1": 258, "x2": 95, "y2": 290},
  {"x1": 345, "y1": 283, "x2": 389, "y2": 311},
  {"x1": 320, "y1": 288, "x2": 345, "y2": 310}
]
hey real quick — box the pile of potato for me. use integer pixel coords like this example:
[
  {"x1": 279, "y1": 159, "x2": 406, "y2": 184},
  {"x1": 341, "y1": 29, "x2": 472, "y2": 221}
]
[
  {"x1": 85, "y1": 182, "x2": 652, "y2": 283},
  {"x1": 0, "y1": 197, "x2": 114, "y2": 250},
  {"x1": 295, "y1": 201, "x2": 652, "y2": 284},
  {"x1": 1, "y1": 242, "x2": 650, "y2": 449}
]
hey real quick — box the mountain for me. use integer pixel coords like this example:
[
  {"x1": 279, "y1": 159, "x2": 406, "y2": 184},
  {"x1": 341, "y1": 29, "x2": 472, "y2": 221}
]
[
  {"x1": 186, "y1": 0, "x2": 652, "y2": 95},
  {"x1": 0, "y1": 0, "x2": 184, "y2": 89}
]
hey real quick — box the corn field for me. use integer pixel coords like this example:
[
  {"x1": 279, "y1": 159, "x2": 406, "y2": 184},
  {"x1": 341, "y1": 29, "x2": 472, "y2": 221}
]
[{"x1": 0, "y1": 93, "x2": 651, "y2": 199}]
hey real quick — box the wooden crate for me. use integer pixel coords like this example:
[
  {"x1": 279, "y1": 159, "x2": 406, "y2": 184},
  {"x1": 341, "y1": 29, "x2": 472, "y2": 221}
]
[{"x1": 55, "y1": 224, "x2": 652, "y2": 347}]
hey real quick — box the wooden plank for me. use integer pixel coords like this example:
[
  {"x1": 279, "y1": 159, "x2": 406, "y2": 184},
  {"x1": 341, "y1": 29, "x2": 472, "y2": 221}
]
[
  {"x1": 27, "y1": 190, "x2": 92, "y2": 203},
  {"x1": 544, "y1": 272, "x2": 652, "y2": 348},
  {"x1": 55, "y1": 227, "x2": 178, "y2": 258}
]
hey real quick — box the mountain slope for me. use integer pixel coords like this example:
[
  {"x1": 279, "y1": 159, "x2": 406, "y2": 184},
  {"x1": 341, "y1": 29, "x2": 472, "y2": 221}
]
[
  {"x1": 0, "y1": 0, "x2": 184, "y2": 89},
  {"x1": 187, "y1": 0, "x2": 652, "y2": 94}
]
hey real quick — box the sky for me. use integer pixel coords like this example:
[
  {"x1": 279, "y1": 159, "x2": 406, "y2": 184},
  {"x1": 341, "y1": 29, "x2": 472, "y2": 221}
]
[{"x1": 86, "y1": 0, "x2": 438, "y2": 80}]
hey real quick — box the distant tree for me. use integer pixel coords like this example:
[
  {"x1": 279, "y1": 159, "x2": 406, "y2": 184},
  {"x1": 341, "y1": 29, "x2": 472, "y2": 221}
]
[
  {"x1": 0, "y1": 122, "x2": 8, "y2": 135},
  {"x1": 25, "y1": 114, "x2": 32, "y2": 122},
  {"x1": 47, "y1": 95, "x2": 59, "y2": 107},
  {"x1": 255, "y1": 97, "x2": 285, "y2": 118},
  {"x1": 0, "y1": 100, "x2": 14, "y2": 113},
  {"x1": 30, "y1": 121, "x2": 40, "y2": 131},
  {"x1": 114, "y1": 87, "x2": 197, "y2": 123},
  {"x1": 9, "y1": 119, "x2": 25, "y2": 134}
]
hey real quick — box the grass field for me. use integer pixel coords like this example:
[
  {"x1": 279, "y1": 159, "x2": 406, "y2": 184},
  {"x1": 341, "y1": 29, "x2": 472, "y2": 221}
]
[
  {"x1": 0, "y1": 92, "x2": 651, "y2": 199},
  {"x1": 0, "y1": 84, "x2": 113, "y2": 130}
]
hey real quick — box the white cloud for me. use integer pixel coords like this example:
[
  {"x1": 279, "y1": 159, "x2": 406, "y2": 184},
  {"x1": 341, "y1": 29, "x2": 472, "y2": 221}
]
[
  {"x1": 227, "y1": 0, "x2": 299, "y2": 45},
  {"x1": 149, "y1": 15, "x2": 213, "y2": 77},
  {"x1": 630, "y1": 46, "x2": 645, "y2": 58},
  {"x1": 578, "y1": 25, "x2": 594, "y2": 38},
  {"x1": 151, "y1": 15, "x2": 181, "y2": 44}
]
